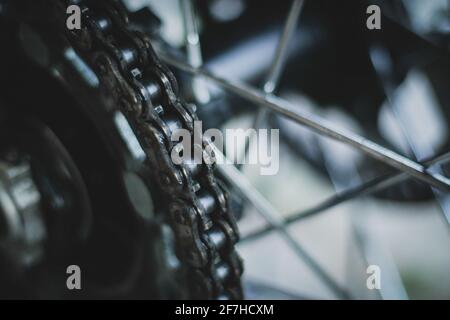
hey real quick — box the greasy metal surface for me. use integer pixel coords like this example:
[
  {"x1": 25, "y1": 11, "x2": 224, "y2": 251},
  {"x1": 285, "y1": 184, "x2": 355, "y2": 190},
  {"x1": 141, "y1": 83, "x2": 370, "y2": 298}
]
[{"x1": 48, "y1": 0, "x2": 243, "y2": 299}]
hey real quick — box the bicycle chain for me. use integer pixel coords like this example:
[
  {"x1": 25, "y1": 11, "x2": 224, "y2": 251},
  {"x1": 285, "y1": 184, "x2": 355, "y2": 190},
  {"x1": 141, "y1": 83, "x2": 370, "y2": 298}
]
[{"x1": 48, "y1": 0, "x2": 243, "y2": 299}]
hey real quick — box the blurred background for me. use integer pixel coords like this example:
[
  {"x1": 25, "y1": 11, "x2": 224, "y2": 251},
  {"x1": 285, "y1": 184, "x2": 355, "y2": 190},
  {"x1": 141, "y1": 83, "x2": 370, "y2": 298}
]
[
  {"x1": 0, "y1": 0, "x2": 449, "y2": 299},
  {"x1": 155, "y1": 0, "x2": 450, "y2": 299}
]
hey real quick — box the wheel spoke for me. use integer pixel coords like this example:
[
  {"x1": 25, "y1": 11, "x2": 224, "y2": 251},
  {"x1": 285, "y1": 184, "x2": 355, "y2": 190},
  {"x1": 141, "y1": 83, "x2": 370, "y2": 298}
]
[
  {"x1": 239, "y1": 0, "x2": 304, "y2": 168},
  {"x1": 214, "y1": 148, "x2": 350, "y2": 299},
  {"x1": 242, "y1": 150, "x2": 450, "y2": 243},
  {"x1": 159, "y1": 53, "x2": 450, "y2": 191},
  {"x1": 263, "y1": 0, "x2": 304, "y2": 96},
  {"x1": 368, "y1": 44, "x2": 450, "y2": 226},
  {"x1": 180, "y1": 0, "x2": 210, "y2": 103}
]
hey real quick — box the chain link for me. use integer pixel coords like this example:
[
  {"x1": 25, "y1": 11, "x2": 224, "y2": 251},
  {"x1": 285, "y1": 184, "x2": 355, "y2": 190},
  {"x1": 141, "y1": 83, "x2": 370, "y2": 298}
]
[{"x1": 48, "y1": 0, "x2": 243, "y2": 299}]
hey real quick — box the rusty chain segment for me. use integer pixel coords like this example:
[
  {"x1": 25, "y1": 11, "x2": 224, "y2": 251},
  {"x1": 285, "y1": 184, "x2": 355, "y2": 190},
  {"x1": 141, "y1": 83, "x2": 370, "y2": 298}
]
[{"x1": 44, "y1": 0, "x2": 243, "y2": 299}]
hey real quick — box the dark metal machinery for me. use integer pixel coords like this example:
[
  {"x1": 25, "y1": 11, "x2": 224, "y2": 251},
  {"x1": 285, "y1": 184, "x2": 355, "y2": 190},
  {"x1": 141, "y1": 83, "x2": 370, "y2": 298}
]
[
  {"x1": 0, "y1": 0, "x2": 243, "y2": 299},
  {"x1": 0, "y1": 0, "x2": 449, "y2": 300}
]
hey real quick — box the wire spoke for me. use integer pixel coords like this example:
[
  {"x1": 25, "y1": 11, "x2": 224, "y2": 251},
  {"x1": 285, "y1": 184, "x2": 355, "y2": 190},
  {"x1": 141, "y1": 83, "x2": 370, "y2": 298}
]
[
  {"x1": 170, "y1": 2, "x2": 449, "y2": 299},
  {"x1": 368, "y1": 44, "x2": 450, "y2": 226},
  {"x1": 263, "y1": 0, "x2": 304, "y2": 95},
  {"x1": 239, "y1": 0, "x2": 304, "y2": 168},
  {"x1": 176, "y1": 4, "x2": 348, "y2": 297},
  {"x1": 180, "y1": 0, "x2": 210, "y2": 103},
  {"x1": 159, "y1": 53, "x2": 450, "y2": 191},
  {"x1": 242, "y1": 150, "x2": 450, "y2": 243},
  {"x1": 215, "y1": 152, "x2": 350, "y2": 299}
]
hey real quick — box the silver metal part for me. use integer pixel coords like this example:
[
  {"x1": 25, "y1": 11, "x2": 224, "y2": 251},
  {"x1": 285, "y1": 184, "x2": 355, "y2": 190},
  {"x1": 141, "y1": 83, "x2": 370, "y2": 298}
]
[
  {"x1": 0, "y1": 159, "x2": 45, "y2": 267},
  {"x1": 158, "y1": 54, "x2": 450, "y2": 192}
]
